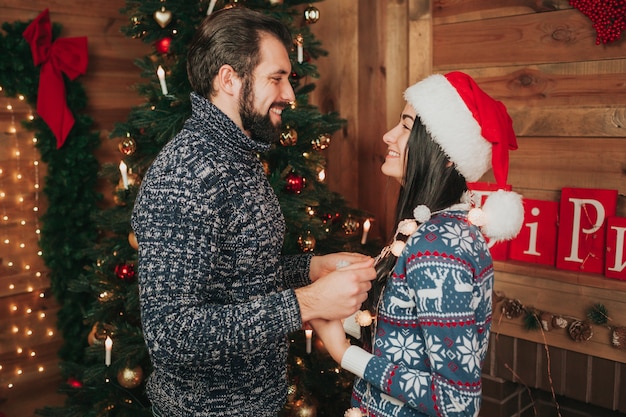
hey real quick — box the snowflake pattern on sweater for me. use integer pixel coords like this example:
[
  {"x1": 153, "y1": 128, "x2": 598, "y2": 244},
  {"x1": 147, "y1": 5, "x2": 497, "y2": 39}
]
[
  {"x1": 350, "y1": 210, "x2": 493, "y2": 417},
  {"x1": 131, "y1": 93, "x2": 311, "y2": 416}
]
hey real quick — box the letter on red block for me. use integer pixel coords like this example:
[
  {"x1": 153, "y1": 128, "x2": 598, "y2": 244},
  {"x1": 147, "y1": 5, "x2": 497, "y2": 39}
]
[
  {"x1": 556, "y1": 188, "x2": 617, "y2": 274},
  {"x1": 605, "y1": 217, "x2": 626, "y2": 280},
  {"x1": 509, "y1": 199, "x2": 558, "y2": 266}
]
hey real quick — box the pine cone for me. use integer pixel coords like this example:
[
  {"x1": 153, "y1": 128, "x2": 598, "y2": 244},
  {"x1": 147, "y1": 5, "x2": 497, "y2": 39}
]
[
  {"x1": 502, "y1": 299, "x2": 524, "y2": 319},
  {"x1": 611, "y1": 327, "x2": 626, "y2": 350},
  {"x1": 552, "y1": 315, "x2": 568, "y2": 329},
  {"x1": 568, "y1": 320, "x2": 593, "y2": 342},
  {"x1": 540, "y1": 312, "x2": 553, "y2": 331}
]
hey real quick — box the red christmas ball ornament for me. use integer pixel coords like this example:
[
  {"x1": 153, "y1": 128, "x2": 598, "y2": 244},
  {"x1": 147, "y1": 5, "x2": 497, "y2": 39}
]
[
  {"x1": 290, "y1": 70, "x2": 301, "y2": 81},
  {"x1": 115, "y1": 263, "x2": 136, "y2": 282},
  {"x1": 155, "y1": 37, "x2": 172, "y2": 54},
  {"x1": 67, "y1": 377, "x2": 83, "y2": 388},
  {"x1": 285, "y1": 172, "x2": 305, "y2": 194}
]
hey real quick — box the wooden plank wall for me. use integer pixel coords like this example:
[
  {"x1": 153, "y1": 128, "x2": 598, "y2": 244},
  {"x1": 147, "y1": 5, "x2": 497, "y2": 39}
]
[
  {"x1": 310, "y1": 0, "x2": 626, "y2": 368},
  {"x1": 318, "y1": 0, "x2": 626, "y2": 409},
  {"x1": 428, "y1": 0, "x2": 626, "y2": 360},
  {"x1": 0, "y1": 1, "x2": 148, "y2": 415}
]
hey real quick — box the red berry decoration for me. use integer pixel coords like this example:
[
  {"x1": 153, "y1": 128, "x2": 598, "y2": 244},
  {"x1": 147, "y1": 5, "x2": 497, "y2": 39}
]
[
  {"x1": 570, "y1": 0, "x2": 626, "y2": 44},
  {"x1": 155, "y1": 36, "x2": 172, "y2": 53},
  {"x1": 285, "y1": 172, "x2": 305, "y2": 194},
  {"x1": 115, "y1": 263, "x2": 136, "y2": 282}
]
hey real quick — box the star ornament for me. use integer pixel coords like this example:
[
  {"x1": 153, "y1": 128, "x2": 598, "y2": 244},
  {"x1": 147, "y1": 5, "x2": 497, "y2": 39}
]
[{"x1": 570, "y1": 0, "x2": 626, "y2": 44}]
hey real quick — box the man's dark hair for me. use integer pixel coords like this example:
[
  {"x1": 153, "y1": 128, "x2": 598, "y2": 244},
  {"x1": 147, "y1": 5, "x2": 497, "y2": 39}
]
[{"x1": 187, "y1": 7, "x2": 293, "y2": 98}]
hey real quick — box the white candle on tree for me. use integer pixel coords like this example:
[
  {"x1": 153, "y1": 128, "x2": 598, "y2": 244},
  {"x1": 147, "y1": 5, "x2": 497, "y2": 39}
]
[
  {"x1": 361, "y1": 219, "x2": 371, "y2": 245},
  {"x1": 105, "y1": 336, "x2": 112, "y2": 366},
  {"x1": 305, "y1": 329, "x2": 313, "y2": 354},
  {"x1": 119, "y1": 161, "x2": 129, "y2": 189},
  {"x1": 207, "y1": 0, "x2": 217, "y2": 15},
  {"x1": 157, "y1": 65, "x2": 168, "y2": 95}
]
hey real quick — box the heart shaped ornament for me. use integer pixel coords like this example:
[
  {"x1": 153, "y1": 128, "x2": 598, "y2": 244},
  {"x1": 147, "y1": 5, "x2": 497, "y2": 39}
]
[{"x1": 154, "y1": 7, "x2": 173, "y2": 29}]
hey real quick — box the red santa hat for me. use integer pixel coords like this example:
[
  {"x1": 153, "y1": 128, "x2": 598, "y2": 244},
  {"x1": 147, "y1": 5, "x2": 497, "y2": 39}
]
[{"x1": 403, "y1": 71, "x2": 523, "y2": 241}]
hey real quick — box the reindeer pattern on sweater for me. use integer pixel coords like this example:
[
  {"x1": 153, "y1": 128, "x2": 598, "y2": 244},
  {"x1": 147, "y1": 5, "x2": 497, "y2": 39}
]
[{"x1": 350, "y1": 210, "x2": 493, "y2": 417}]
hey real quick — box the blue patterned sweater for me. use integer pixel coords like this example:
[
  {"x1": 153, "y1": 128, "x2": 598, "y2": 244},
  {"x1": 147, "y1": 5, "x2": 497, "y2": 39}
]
[
  {"x1": 131, "y1": 93, "x2": 312, "y2": 416},
  {"x1": 341, "y1": 210, "x2": 493, "y2": 417}
]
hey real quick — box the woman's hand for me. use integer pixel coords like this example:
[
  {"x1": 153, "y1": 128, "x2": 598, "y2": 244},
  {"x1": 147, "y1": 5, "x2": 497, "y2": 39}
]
[
  {"x1": 310, "y1": 319, "x2": 351, "y2": 364},
  {"x1": 309, "y1": 252, "x2": 372, "y2": 282}
]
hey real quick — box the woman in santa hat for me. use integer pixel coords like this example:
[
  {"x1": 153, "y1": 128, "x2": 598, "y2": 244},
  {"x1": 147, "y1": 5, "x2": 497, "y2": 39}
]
[{"x1": 313, "y1": 71, "x2": 524, "y2": 417}]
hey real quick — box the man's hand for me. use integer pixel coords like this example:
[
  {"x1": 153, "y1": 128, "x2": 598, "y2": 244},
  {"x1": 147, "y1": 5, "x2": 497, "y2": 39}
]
[
  {"x1": 309, "y1": 252, "x2": 372, "y2": 282},
  {"x1": 297, "y1": 258, "x2": 376, "y2": 322}
]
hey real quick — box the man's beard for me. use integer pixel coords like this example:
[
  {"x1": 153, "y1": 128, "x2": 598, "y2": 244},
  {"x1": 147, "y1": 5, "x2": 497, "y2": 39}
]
[{"x1": 240, "y1": 78, "x2": 282, "y2": 144}]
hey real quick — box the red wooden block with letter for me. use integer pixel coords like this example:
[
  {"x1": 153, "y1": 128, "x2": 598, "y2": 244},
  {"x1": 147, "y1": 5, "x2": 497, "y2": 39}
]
[
  {"x1": 556, "y1": 188, "x2": 617, "y2": 274},
  {"x1": 605, "y1": 217, "x2": 626, "y2": 280},
  {"x1": 467, "y1": 182, "x2": 512, "y2": 261},
  {"x1": 509, "y1": 199, "x2": 558, "y2": 266}
]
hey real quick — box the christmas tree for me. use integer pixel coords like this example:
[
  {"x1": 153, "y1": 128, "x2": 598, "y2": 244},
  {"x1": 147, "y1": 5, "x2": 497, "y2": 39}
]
[{"x1": 37, "y1": 1, "x2": 378, "y2": 416}]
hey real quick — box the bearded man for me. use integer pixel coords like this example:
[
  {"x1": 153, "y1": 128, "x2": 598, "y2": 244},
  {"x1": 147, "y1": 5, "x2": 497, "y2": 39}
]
[{"x1": 131, "y1": 7, "x2": 376, "y2": 417}]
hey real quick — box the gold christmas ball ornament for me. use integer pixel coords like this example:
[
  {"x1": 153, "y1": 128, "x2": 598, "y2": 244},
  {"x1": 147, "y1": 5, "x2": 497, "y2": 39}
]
[
  {"x1": 128, "y1": 232, "x2": 139, "y2": 250},
  {"x1": 298, "y1": 232, "x2": 316, "y2": 252},
  {"x1": 280, "y1": 126, "x2": 298, "y2": 146},
  {"x1": 342, "y1": 216, "x2": 360, "y2": 235},
  {"x1": 118, "y1": 136, "x2": 137, "y2": 156},
  {"x1": 304, "y1": 5, "x2": 320, "y2": 24},
  {"x1": 294, "y1": 395, "x2": 318, "y2": 417},
  {"x1": 116, "y1": 365, "x2": 144, "y2": 389},
  {"x1": 311, "y1": 133, "x2": 331, "y2": 151}
]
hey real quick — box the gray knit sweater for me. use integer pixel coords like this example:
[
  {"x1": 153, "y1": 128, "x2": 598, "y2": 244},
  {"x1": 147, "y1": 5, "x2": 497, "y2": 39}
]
[{"x1": 131, "y1": 93, "x2": 312, "y2": 416}]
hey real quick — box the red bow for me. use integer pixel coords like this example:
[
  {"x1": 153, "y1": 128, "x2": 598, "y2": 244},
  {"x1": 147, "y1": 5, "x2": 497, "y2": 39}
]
[{"x1": 23, "y1": 9, "x2": 88, "y2": 149}]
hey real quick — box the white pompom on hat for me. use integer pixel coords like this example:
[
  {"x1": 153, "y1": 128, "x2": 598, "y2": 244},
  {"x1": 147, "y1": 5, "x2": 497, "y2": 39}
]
[{"x1": 403, "y1": 71, "x2": 524, "y2": 241}]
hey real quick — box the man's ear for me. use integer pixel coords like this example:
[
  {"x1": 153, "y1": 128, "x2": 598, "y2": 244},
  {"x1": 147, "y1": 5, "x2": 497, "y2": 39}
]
[{"x1": 216, "y1": 64, "x2": 242, "y2": 97}]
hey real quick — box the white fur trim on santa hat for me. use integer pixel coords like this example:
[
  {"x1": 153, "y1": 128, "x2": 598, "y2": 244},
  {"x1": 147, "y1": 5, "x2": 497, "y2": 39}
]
[
  {"x1": 480, "y1": 189, "x2": 524, "y2": 242},
  {"x1": 403, "y1": 74, "x2": 491, "y2": 182}
]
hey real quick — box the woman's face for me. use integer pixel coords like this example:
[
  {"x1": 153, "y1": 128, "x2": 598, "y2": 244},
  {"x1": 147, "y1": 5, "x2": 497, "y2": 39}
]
[{"x1": 381, "y1": 103, "x2": 416, "y2": 182}]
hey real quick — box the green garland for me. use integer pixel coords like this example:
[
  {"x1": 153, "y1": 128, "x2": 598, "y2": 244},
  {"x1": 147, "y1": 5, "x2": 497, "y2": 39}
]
[
  {"x1": 0, "y1": 19, "x2": 101, "y2": 362},
  {"x1": 497, "y1": 292, "x2": 626, "y2": 349}
]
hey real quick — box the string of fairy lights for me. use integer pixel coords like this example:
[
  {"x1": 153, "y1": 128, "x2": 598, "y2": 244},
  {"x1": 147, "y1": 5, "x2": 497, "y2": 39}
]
[{"x1": 0, "y1": 86, "x2": 55, "y2": 392}]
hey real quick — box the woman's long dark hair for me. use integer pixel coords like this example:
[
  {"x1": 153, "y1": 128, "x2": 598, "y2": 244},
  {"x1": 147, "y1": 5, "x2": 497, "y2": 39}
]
[{"x1": 360, "y1": 116, "x2": 468, "y2": 346}]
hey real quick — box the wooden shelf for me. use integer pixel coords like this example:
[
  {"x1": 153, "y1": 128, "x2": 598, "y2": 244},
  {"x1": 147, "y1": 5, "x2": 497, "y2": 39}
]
[
  {"x1": 492, "y1": 261, "x2": 626, "y2": 364},
  {"x1": 494, "y1": 260, "x2": 626, "y2": 292}
]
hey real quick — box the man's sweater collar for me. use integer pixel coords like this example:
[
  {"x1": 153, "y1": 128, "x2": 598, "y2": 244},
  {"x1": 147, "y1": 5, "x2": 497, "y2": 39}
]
[{"x1": 190, "y1": 92, "x2": 272, "y2": 153}]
